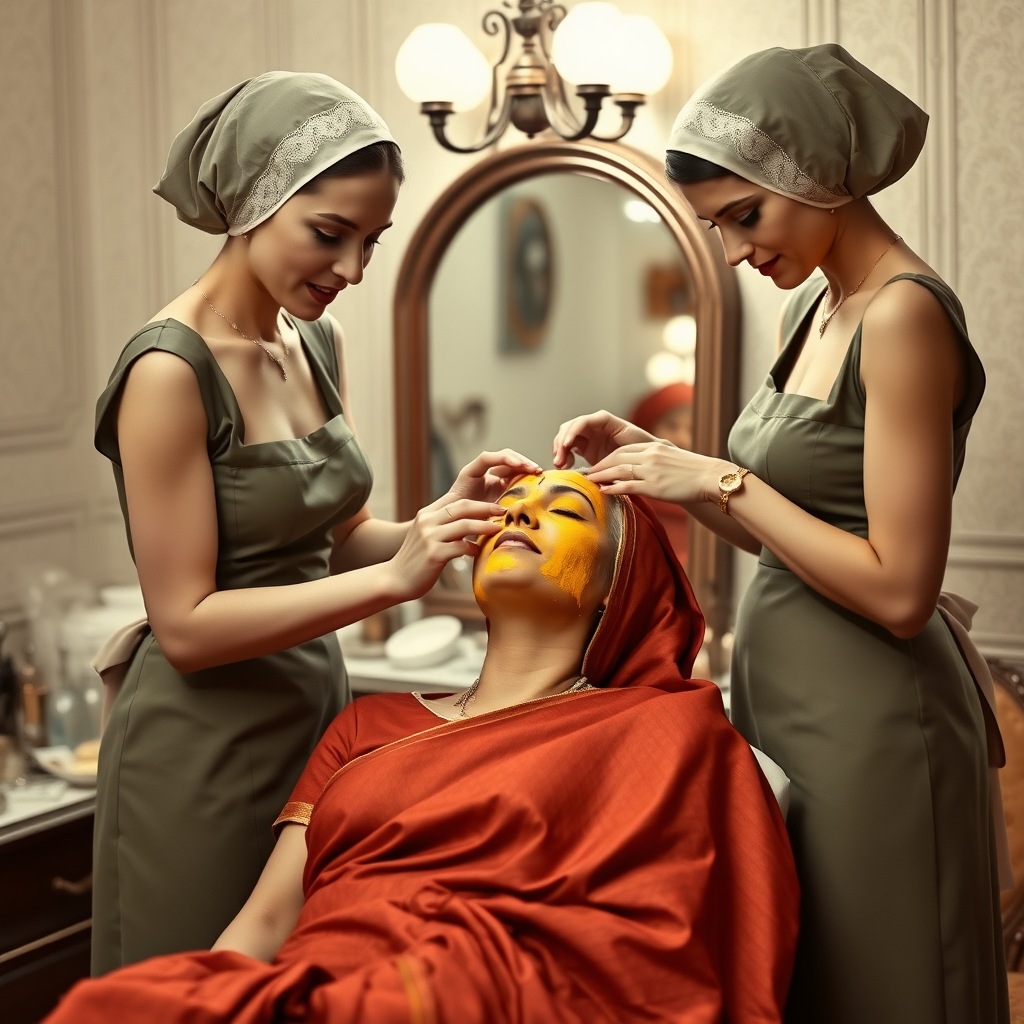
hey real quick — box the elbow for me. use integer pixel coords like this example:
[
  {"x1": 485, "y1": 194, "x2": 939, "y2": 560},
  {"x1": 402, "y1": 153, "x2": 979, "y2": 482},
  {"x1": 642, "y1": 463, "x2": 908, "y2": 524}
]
[
  {"x1": 881, "y1": 597, "x2": 936, "y2": 640},
  {"x1": 154, "y1": 627, "x2": 208, "y2": 674}
]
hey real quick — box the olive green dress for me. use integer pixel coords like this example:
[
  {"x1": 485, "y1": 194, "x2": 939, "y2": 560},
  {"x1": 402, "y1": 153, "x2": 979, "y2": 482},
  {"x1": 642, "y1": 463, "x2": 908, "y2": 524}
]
[
  {"x1": 729, "y1": 274, "x2": 1008, "y2": 1023},
  {"x1": 91, "y1": 317, "x2": 371, "y2": 975}
]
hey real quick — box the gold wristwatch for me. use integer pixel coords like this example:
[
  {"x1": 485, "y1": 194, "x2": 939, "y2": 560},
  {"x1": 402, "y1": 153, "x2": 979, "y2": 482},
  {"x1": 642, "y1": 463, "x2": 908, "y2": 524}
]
[{"x1": 717, "y1": 466, "x2": 749, "y2": 515}]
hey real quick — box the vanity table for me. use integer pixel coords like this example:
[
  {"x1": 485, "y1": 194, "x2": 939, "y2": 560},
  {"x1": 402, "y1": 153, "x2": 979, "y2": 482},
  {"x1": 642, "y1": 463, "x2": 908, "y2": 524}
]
[{"x1": 0, "y1": 783, "x2": 95, "y2": 1023}]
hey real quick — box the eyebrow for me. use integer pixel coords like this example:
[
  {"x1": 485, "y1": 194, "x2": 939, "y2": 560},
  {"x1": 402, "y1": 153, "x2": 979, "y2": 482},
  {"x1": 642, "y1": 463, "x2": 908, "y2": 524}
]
[
  {"x1": 315, "y1": 213, "x2": 394, "y2": 232},
  {"x1": 712, "y1": 195, "x2": 757, "y2": 219},
  {"x1": 497, "y1": 481, "x2": 596, "y2": 514},
  {"x1": 548, "y1": 484, "x2": 597, "y2": 514}
]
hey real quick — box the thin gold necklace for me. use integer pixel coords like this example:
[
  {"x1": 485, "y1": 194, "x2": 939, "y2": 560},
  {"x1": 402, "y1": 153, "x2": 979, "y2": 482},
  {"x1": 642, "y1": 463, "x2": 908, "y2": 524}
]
[
  {"x1": 453, "y1": 675, "x2": 592, "y2": 718},
  {"x1": 199, "y1": 289, "x2": 290, "y2": 380},
  {"x1": 819, "y1": 235, "x2": 901, "y2": 338}
]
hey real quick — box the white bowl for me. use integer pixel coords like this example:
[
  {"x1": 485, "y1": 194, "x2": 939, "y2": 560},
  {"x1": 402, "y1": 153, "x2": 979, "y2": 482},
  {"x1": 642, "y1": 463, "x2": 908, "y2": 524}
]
[{"x1": 385, "y1": 615, "x2": 463, "y2": 670}]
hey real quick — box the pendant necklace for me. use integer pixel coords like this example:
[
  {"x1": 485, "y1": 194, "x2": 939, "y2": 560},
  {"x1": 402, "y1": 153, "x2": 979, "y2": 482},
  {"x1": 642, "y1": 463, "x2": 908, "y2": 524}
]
[
  {"x1": 200, "y1": 289, "x2": 290, "y2": 380},
  {"x1": 818, "y1": 235, "x2": 901, "y2": 339},
  {"x1": 453, "y1": 675, "x2": 593, "y2": 718}
]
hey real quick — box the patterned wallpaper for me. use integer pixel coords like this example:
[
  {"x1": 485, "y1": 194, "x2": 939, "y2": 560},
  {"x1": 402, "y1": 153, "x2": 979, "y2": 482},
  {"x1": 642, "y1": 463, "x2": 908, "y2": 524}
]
[{"x1": 0, "y1": 0, "x2": 1019, "y2": 656}]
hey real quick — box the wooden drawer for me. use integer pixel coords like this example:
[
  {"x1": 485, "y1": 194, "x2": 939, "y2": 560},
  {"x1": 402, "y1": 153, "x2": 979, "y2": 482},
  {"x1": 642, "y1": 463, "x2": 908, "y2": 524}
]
[
  {"x1": 0, "y1": 813, "x2": 92, "y2": 954},
  {"x1": 0, "y1": 803, "x2": 94, "y2": 1023},
  {"x1": 0, "y1": 923, "x2": 91, "y2": 1024}
]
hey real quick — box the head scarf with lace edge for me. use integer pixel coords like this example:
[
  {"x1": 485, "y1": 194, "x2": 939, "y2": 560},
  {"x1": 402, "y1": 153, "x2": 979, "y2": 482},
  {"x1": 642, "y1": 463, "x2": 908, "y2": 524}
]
[
  {"x1": 667, "y1": 43, "x2": 928, "y2": 208},
  {"x1": 153, "y1": 71, "x2": 396, "y2": 236},
  {"x1": 583, "y1": 495, "x2": 706, "y2": 690}
]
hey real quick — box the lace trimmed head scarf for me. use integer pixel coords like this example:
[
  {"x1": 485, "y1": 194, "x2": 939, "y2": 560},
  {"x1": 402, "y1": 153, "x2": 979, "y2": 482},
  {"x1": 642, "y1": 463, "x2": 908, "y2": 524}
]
[
  {"x1": 154, "y1": 71, "x2": 396, "y2": 235},
  {"x1": 667, "y1": 43, "x2": 928, "y2": 208}
]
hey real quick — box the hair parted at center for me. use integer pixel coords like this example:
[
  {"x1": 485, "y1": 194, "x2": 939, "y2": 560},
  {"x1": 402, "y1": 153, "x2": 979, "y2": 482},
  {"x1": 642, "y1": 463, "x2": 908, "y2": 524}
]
[
  {"x1": 665, "y1": 151, "x2": 732, "y2": 185},
  {"x1": 298, "y1": 140, "x2": 405, "y2": 194}
]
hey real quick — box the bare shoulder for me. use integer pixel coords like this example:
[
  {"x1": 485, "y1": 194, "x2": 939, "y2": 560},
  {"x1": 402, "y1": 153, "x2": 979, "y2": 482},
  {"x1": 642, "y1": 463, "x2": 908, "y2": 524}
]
[
  {"x1": 863, "y1": 276, "x2": 952, "y2": 333},
  {"x1": 860, "y1": 277, "x2": 962, "y2": 400},
  {"x1": 119, "y1": 350, "x2": 207, "y2": 444},
  {"x1": 122, "y1": 348, "x2": 201, "y2": 396}
]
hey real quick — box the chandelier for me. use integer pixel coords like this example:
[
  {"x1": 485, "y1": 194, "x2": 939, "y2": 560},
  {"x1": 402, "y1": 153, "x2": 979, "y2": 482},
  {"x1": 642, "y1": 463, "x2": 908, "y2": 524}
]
[{"x1": 395, "y1": 1, "x2": 674, "y2": 153}]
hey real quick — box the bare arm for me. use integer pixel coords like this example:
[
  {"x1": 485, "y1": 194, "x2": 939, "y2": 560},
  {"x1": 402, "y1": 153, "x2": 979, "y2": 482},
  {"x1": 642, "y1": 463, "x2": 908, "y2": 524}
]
[
  {"x1": 212, "y1": 824, "x2": 307, "y2": 962},
  {"x1": 589, "y1": 281, "x2": 963, "y2": 638},
  {"x1": 117, "y1": 351, "x2": 507, "y2": 672}
]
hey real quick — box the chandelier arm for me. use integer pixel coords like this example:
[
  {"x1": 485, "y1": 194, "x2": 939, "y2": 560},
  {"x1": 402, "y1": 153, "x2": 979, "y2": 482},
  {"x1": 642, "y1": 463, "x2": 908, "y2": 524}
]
[
  {"x1": 544, "y1": 88, "x2": 606, "y2": 142},
  {"x1": 540, "y1": 68, "x2": 585, "y2": 136},
  {"x1": 482, "y1": 9, "x2": 513, "y2": 130},
  {"x1": 590, "y1": 97, "x2": 645, "y2": 143},
  {"x1": 536, "y1": 3, "x2": 567, "y2": 61},
  {"x1": 425, "y1": 99, "x2": 515, "y2": 154}
]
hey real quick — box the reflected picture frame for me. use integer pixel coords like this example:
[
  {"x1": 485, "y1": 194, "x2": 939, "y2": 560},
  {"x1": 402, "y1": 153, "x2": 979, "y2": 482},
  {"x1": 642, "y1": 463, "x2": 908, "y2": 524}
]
[{"x1": 501, "y1": 196, "x2": 555, "y2": 352}]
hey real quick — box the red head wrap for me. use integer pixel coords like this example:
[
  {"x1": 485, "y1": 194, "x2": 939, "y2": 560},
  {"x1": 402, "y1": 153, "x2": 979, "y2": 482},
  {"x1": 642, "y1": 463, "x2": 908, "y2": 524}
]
[{"x1": 583, "y1": 495, "x2": 704, "y2": 688}]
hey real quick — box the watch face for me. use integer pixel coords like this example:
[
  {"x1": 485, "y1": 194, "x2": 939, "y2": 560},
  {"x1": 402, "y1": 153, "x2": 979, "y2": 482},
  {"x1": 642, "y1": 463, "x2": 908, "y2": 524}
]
[{"x1": 720, "y1": 472, "x2": 741, "y2": 493}]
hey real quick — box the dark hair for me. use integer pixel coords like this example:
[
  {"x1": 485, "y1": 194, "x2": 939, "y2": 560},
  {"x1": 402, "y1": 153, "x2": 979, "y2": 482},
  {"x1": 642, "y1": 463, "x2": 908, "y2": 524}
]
[
  {"x1": 299, "y1": 140, "x2": 405, "y2": 193},
  {"x1": 665, "y1": 151, "x2": 732, "y2": 185}
]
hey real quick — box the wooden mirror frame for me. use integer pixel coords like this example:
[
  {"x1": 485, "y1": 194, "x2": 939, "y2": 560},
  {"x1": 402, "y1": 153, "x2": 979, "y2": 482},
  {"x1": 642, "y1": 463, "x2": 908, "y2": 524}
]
[{"x1": 393, "y1": 139, "x2": 740, "y2": 666}]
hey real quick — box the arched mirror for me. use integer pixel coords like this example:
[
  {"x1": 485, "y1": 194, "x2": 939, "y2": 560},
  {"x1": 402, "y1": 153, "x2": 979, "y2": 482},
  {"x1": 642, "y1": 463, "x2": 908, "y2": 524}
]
[{"x1": 394, "y1": 141, "x2": 739, "y2": 670}]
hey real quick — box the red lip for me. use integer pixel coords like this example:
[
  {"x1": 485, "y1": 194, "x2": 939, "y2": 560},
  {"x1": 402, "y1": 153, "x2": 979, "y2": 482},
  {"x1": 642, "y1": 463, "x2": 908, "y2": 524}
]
[
  {"x1": 493, "y1": 530, "x2": 540, "y2": 553},
  {"x1": 756, "y1": 255, "x2": 780, "y2": 277},
  {"x1": 306, "y1": 282, "x2": 340, "y2": 305}
]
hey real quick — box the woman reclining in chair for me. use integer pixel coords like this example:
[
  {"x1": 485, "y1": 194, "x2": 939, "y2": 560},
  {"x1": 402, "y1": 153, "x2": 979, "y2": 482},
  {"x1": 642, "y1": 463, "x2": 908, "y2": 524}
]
[{"x1": 48, "y1": 472, "x2": 798, "y2": 1024}]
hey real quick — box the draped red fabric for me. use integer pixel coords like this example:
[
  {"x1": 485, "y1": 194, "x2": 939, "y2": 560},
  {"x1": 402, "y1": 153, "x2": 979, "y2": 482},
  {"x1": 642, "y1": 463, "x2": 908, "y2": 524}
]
[{"x1": 46, "y1": 497, "x2": 798, "y2": 1024}]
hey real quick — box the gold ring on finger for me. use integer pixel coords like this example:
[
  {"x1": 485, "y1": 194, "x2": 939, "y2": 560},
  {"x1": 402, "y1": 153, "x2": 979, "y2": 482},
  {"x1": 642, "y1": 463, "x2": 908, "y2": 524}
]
[
  {"x1": 629, "y1": 465, "x2": 636, "y2": 480},
  {"x1": 445, "y1": 504, "x2": 455, "y2": 518}
]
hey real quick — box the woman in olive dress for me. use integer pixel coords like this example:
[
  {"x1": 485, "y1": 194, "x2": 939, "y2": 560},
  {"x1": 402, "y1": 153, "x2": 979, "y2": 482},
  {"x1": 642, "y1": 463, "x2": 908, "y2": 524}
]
[
  {"x1": 92, "y1": 71, "x2": 539, "y2": 974},
  {"x1": 554, "y1": 44, "x2": 1009, "y2": 1024}
]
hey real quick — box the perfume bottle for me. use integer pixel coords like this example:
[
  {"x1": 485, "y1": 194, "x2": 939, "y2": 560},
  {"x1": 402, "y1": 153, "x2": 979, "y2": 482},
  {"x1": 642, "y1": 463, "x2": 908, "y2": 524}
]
[{"x1": 19, "y1": 644, "x2": 49, "y2": 748}]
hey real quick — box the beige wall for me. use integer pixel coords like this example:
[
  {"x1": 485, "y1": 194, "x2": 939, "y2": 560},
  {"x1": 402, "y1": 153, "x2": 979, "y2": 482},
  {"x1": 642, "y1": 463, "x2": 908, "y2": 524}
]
[{"x1": 0, "y1": 0, "x2": 1020, "y2": 658}]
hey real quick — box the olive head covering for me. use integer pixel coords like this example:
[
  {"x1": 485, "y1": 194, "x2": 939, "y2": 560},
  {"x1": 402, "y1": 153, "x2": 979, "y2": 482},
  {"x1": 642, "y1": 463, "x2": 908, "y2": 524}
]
[
  {"x1": 667, "y1": 44, "x2": 928, "y2": 208},
  {"x1": 154, "y1": 71, "x2": 396, "y2": 235}
]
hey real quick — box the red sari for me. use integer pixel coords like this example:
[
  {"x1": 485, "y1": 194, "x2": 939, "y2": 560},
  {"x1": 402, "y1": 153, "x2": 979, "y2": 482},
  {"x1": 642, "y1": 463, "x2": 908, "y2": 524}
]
[{"x1": 48, "y1": 499, "x2": 798, "y2": 1024}]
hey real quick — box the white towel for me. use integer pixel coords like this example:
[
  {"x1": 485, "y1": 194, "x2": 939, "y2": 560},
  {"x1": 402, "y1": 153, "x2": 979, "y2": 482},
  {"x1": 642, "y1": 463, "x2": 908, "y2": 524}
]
[
  {"x1": 90, "y1": 617, "x2": 149, "y2": 732},
  {"x1": 937, "y1": 592, "x2": 1014, "y2": 891}
]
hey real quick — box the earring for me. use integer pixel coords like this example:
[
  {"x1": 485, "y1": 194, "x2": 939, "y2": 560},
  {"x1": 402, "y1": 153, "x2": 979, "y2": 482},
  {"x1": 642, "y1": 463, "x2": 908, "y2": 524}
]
[
  {"x1": 244, "y1": 232, "x2": 251, "y2": 241},
  {"x1": 829, "y1": 208, "x2": 835, "y2": 215}
]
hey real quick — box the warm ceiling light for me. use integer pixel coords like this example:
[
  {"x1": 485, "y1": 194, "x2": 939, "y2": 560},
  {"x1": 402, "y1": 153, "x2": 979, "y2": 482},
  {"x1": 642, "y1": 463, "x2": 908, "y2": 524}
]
[
  {"x1": 663, "y1": 314, "x2": 697, "y2": 356},
  {"x1": 623, "y1": 199, "x2": 661, "y2": 223},
  {"x1": 612, "y1": 15, "x2": 674, "y2": 96},
  {"x1": 395, "y1": 24, "x2": 492, "y2": 112},
  {"x1": 646, "y1": 351, "x2": 695, "y2": 388},
  {"x1": 550, "y1": 3, "x2": 622, "y2": 86},
  {"x1": 395, "y1": 1, "x2": 675, "y2": 153}
]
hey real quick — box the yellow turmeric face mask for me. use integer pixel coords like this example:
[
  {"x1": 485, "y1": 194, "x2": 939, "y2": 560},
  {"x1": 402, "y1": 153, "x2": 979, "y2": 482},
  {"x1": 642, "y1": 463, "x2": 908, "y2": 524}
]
[{"x1": 473, "y1": 471, "x2": 611, "y2": 613}]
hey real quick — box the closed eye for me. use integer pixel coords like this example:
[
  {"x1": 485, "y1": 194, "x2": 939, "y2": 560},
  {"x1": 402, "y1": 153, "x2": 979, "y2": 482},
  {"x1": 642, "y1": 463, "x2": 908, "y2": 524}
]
[
  {"x1": 737, "y1": 207, "x2": 760, "y2": 228},
  {"x1": 313, "y1": 228, "x2": 339, "y2": 244},
  {"x1": 552, "y1": 509, "x2": 585, "y2": 520}
]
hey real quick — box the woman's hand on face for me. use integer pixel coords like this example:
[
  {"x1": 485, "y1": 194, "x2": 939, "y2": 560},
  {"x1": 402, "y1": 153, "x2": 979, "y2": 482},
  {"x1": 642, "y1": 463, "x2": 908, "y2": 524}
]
[
  {"x1": 552, "y1": 411, "x2": 657, "y2": 469},
  {"x1": 387, "y1": 496, "x2": 505, "y2": 600},
  {"x1": 587, "y1": 442, "x2": 729, "y2": 505},
  {"x1": 447, "y1": 449, "x2": 543, "y2": 504}
]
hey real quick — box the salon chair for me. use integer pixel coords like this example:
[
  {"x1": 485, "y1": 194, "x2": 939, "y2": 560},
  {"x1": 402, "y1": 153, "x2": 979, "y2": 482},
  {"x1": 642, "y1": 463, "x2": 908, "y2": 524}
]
[{"x1": 990, "y1": 659, "x2": 1024, "y2": 1022}]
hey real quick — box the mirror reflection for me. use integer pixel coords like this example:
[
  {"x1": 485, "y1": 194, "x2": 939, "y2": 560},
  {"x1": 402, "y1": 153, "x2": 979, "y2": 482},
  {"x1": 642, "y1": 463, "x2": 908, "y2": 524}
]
[{"x1": 429, "y1": 173, "x2": 697, "y2": 545}]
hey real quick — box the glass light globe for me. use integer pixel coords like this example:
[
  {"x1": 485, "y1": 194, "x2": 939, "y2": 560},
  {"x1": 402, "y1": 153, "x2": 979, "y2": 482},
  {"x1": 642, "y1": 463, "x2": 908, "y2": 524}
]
[
  {"x1": 395, "y1": 24, "x2": 492, "y2": 112},
  {"x1": 612, "y1": 15, "x2": 674, "y2": 95},
  {"x1": 663, "y1": 314, "x2": 697, "y2": 356},
  {"x1": 551, "y1": 2, "x2": 624, "y2": 86},
  {"x1": 646, "y1": 351, "x2": 695, "y2": 388}
]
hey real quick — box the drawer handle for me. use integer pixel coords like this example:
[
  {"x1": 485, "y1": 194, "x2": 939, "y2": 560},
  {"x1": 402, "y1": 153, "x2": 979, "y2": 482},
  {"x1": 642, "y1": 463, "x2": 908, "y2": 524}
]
[{"x1": 52, "y1": 873, "x2": 92, "y2": 896}]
